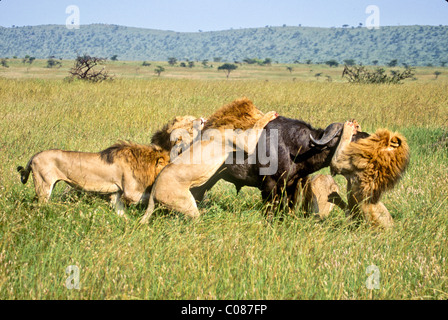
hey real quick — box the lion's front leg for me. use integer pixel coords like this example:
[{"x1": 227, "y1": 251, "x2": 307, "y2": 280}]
[
  {"x1": 330, "y1": 121, "x2": 356, "y2": 175},
  {"x1": 110, "y1": 192, "x2": 125, "y2": 216},
  {"x1": 254, "y1": 111, "x2": 279, "y2": 131},
  {"x1": 360, "y1": 202, "x2": 394, "y2": 229},
  {"x1": 235, "y1": 111, "x2": 278, "y2": 154}
]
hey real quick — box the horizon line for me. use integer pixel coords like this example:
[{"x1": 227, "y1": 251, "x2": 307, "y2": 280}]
[{"x1": 1, "y1": 23, "x2": 447, "y2": 33}]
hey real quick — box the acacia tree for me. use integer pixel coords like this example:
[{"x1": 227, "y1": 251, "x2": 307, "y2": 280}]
[
  {"x1": 387, "y1": 59, "x2": 398, "y2": 67},
  {"x1": 69, "y1": 55, "x2": 112, "y2": 82},
  {"x1": 46, "y1": 58, "x2": 62, "y2": 68},
  {"x1": 218, "y1": 63, "x2": 237, "y2": 79},
  {"x1": 22, "y1": 55, "x2": 35, "y2": 64},
  {"x1": 154, "y1": 65, "x2": 165, "y2": 76},
  {"x1": 168, "y1": 57, "x2": 177, "y2": 66},
  {"x1": 325, "y1": 59, "x2": 339, "y2": 67},
  {"x1": 343, "y1": 59, "x2": 356, "y2": 66},
  {"x1": 263, "y1": 58, "x2": 272, "y2": 66}
]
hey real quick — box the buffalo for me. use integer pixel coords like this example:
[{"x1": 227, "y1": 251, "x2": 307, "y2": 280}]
[{"x1": 191, "y1": 116, "x2": 369, "y2": 214}]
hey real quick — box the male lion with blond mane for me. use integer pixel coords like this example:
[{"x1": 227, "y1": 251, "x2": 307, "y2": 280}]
[
  {"x1": 140, "y1": 98, "x2": 278, "y2": 223},
  {"x1": 17, "y1": 141, "x2": 170, "y2": 216},
  {"x1": 330, "y1": 121, "x2": 410, "y2": 228}
]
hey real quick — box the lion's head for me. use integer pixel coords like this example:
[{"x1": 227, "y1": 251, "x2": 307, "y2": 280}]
[
  {"x1": 151, "y1": 115, "x2": 205, "y2": 152},
  {"x1": 347, "y1": 129, "x2": 410, "y2": 203}
]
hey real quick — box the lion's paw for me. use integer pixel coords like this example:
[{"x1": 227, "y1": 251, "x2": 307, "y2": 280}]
[
  {"x1": 349, "y1": 119, "x2": 361, "y2": 134},
  {"x1": 343, "y1": 120, "x2": 356, "y2": 137},
  {"x1": 265, "y1": 111, "x2": 279, "y2": 121}
]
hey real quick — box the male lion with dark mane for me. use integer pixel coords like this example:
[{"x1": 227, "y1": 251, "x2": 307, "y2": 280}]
[
  {"x1": 17, "y1": 141, "x2": 169, "y2": 216},
  {"x1": 330, "y1": 121, "x2": 410, "y2": 228},
  {"x1": 140, "y1": 98, "x2": 278, "y2": 223}
]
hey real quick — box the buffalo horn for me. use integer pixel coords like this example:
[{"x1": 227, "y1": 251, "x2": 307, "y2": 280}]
[{"x1": 309, "y1": 123, "x2": 343, "y2": 146}]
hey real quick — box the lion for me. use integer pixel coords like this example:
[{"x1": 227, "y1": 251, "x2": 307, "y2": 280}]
[
  {"x1": 139, "y1": 98, "x2": 278, "y2": 223},
  {"x1": 17, "y1": 141, "x2": 170, "y2": 216},
  {"x1": 151, "y1": 115, "x2": 206, "y2": 156},
  {"x1": 296, "y1": 174, "x2": 347, "y2": 220},
  {"x1": 330, "y1": 121, "x2": 410, "y2": 228}
]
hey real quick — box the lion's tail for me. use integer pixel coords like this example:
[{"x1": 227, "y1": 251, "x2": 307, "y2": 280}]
[{"x1": 17, "y1": 157, "x2": 34, "y2": 184}]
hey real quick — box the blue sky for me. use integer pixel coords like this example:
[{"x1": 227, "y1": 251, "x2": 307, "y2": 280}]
[{"x1": 0, "y1": 0, "x2": 447, "y2": 31}]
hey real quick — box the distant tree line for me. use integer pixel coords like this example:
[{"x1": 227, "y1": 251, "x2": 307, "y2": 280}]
[{"x1": 2, "y1": 24, "x2": 447, "y2": 66}]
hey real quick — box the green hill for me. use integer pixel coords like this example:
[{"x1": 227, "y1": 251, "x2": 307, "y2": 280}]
[{"x1": 1, "y1": 24, "x2": 447, "y2": 66}]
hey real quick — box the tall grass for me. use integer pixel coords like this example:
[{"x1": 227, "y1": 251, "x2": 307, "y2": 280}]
[{"x1": 0, "y1": 76, "x2": 447, "y2": 299}]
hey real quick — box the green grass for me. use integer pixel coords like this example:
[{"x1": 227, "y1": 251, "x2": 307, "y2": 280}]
[{"x1": 0, "y1": 64, "x2": 447, "y2": 299}]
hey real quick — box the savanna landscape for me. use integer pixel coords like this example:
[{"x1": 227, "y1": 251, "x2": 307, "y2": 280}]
[{"x1": 0, "y1": 59, "x2": 447, "y2": 300}]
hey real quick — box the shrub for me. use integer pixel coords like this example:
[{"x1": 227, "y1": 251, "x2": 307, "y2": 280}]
[
  {"x1": 46, "y1": 58, "x2": 62, "y2": 68},
  {"x1": 1, "y1": 58, "x2": 9, "y2": 68},
  {"x1": 342, "y1": 65, "x2": 415, "y2": 84}
]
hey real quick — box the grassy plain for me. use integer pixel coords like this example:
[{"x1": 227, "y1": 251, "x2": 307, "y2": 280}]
[{"x1": 0, "y1": 61, "x2": 447, "y2": 299}]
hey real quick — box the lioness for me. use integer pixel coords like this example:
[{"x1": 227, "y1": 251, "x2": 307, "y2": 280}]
[
  {"x1": 297, "y1": 174, "x2": 347, "y2": 220},
  {"x1": 151, "y1": 115, "x2": 206, "y2": 155},
  {"x1": 17, "y1": 141, "x2": 169, "y2": 216},
  {"x1": 330, "y1": 121, "x2": 410, "y2": 228},
  {"x1": 140, "y1": 98, "x2": 278, "y2": 223}
]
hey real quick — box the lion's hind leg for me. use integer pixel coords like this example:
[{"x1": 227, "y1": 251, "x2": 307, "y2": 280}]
[
  {"x1": 140, "y1": 180, "x2": 200, "y2": 224},
  {"x1": 155, "y1": 188, "x2": 200, "y2": 219},
  {"x1": 31, "y1": 168, "x2": 58, "y2": 203},
  {"x1": 140, "y1": 191, "x2": 199, "y2": 223}
]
